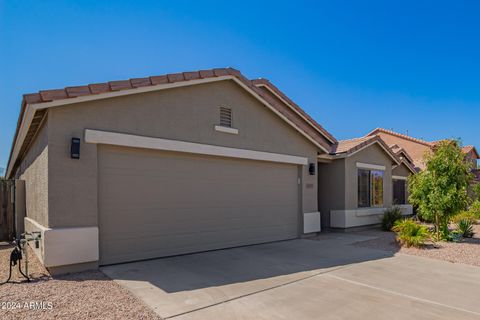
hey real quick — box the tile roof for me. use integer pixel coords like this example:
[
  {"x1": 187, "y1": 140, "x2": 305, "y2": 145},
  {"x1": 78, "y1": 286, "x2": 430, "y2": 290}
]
[
  {"x1": 330, "y1": 135, "x2": 401, "y2": 165},
  {"x1": 251, "y1": 78, "x2": 337, "y2": 144},
  {"x1": 367, "y1": 128, "x2": 432, "y2": 146},
  {"x1": 366, "y1": 128, "x2": 480, "y2": 171},
  {"x1": 8, "y1": 68, "x2": 337, "y2": 176},
  {"x1": 22, "y1": 68, "x2": 242, "y2": 104},
  {"x1": 331, "y1": 136, "x2": 373, "y2": 154}
]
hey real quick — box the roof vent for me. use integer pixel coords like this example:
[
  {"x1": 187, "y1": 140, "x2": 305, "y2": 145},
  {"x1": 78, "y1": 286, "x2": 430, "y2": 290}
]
[{"x1": 219, "y1": 106, "x2": 232, "y2": 128}]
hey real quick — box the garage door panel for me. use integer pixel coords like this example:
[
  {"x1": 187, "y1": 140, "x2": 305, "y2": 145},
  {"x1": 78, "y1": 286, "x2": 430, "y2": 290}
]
[
  {"x1": 99, "y1": 145, "x2": 299, "y2": 265},
  {"x1": 104, "y1": 224, "x2": 297, "y2": 263}
]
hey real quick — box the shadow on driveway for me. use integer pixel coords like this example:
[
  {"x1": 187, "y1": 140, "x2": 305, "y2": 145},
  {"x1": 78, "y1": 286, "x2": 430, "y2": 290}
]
[{"x1": 102, "y1": 235, "x2": 392, "y2": 293}]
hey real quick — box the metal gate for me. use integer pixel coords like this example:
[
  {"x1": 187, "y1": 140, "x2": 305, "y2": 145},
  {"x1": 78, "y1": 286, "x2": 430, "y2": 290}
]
[{"x1": 0, "y1": 179, "x2": 15, "y2": 241}]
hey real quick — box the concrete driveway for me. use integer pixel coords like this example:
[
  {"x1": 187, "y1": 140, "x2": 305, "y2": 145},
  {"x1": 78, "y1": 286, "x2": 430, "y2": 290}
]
[{"x1": 102, "y1": 234, "x2": 480, "y2": 319}]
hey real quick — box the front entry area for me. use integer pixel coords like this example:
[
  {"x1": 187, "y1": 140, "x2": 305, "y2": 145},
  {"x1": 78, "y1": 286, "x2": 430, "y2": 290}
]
[{"x1": 98, "y1": 145, "x2": 300, "y2": 265}]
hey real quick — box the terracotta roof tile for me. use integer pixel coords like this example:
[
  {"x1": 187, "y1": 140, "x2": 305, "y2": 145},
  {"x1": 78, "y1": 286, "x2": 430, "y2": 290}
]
[
  {"x1": 65, "y1": 86, "x2": 91, "y2": 98},
  {"x1": 6, "y1": 67, "x2": 341, "y2": 178},
  {"x1": 367, "y1": 128, "x2": 480, "y2": 169},
  {"x1": 330, "y1": 135, "x2": 401, "y2": 164},
  {"x1": 213, "y1": 68, "x2": 229, "y2": 77},
  {"x1": 183, "y1": 71, "x2": 201, "y2": 81},
  {"x1": 225, "y1": 67, "x2": 241, "y2": 77},
  {"x1": 150, "y1": 75, "x2": 169, "y2": 85},
  {"x1": 333, "y1": 136, "x2": 372, "y2": 154},
  {"x1": 39, "y1": 89, "x2": 68, "y2": 102},
  {"x1": 130, "y1": 77, "x2": 152, "y2": 88},
  {"x1": 251, "y1": 78, "x2": 337, "y2": 144},
  {"x1": 88, "y1": 83, "x2": 109, "y2": 94},
  {"x1": 367, "y1": 128, "x2": 432, "y2": 146},
  {"x1": 23, "y1": 93, "x2": 43, "y2": 104},
  {"x1": 166, "y1": 73, "x2": 184, "y2": 83},
  {"x1": 109, "y1": 80, "x2": 132, "y2": 91},
  {"x1": 199, "y1": 70, "x2": 215, "y2": 78}
]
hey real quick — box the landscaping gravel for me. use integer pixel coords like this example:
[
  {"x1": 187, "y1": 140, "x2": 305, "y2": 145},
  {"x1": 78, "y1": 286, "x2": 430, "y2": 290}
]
[
  {"x1": 354, "y1": 225, "x2": 480, "y2": 267},
  {"x1": 0, "y1": 244, "x2": 160, "y2": 320}
]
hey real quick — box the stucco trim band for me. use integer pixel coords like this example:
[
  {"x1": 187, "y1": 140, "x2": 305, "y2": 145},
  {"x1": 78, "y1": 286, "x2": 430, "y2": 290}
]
[
  {"x1": 24, "y1": 217, "x2": 99, "y2": 268},
  {"x1": 85, "y1": 129, "x2": 309, "y2": 165},
  {"x1": 330, "y1": 205, "x2": 413, "y2": 228},
  {"x1": 356, "y1": 162, "x2": 386, "y2": 171}
]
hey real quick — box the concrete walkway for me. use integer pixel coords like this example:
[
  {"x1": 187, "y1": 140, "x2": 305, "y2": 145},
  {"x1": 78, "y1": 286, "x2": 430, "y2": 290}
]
[{"x1": 102, "y1": 234, "x2": 480, "y2": 319}]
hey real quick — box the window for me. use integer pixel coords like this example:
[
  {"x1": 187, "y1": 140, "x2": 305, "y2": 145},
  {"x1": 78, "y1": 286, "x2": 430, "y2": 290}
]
[
  {"x1": 219, "y1": 106, "x2": 232, "y2": 128},
  {"x1": 393, "y1": 179, "x2": 407, "y2": 205},
  {"x1": 358, "y1": 169, "x2": 384, "y2": 207}
]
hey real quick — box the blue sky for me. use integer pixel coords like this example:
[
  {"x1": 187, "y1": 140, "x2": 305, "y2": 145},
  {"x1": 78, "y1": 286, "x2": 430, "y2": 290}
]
[{"x1": 1, "y1": 1, "x2": 480, "y2": 171}]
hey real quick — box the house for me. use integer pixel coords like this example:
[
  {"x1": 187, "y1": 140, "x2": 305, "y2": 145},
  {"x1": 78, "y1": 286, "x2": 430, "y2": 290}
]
[
  {"x1": 6, "y1": 68, "x2": 340, "y2": 273},
  {"x1": 367, "y1": 128, "x2": 480, "y2": 179},
  {"x1": 317, "y1": 135, "x2": 416, "y2": 229}
]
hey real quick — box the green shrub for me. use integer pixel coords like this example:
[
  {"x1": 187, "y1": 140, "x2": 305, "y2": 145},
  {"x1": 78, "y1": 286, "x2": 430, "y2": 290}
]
[
  {"x1": 450, "y1": 211, "x2": 477, "y2": 224},
  {"x1": 450, "y1": 230, "x2": 463, "y2": 242},
  {"x1": 381, "y1": 207, "x2": 402, "y2": 231},
  {"x1": 392, "y1": 219, "x2": 430, "y2": 247},
  {"x1": 457, "y1": 219, "x2": 474, "y2": 238},
  {"x1": 469, "y1": 200, "x2": 480, "y2": 219}
]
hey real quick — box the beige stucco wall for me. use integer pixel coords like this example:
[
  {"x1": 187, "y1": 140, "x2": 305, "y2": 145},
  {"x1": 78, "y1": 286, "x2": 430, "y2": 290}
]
[
  {"x1": 318, "y1": 159, "x2": 345, "y2": 228},
  {"x1": 392, "y1": 162, "x2": 411, "y2": 177},
  {"x1": 319, "y1": 143, "x2": 396, "y2": 228},
  {"x1": 344, "y1": 144, "x2": 393, "y2": 210},
  {"x1": 17, "y1": 119, "x2": 49, "y2": 227},
  {"x1": 46, "y1": 79, "x2": 320, "y2": 229}
]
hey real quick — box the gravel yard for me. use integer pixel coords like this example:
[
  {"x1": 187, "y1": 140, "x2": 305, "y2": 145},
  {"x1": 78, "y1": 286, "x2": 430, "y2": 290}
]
[
  {"x1": 354, "y1": 225, "x2": 480, "y2": 267},
  {"x1": 0, "y1": 244, "x2": 160, "y2": 320}
]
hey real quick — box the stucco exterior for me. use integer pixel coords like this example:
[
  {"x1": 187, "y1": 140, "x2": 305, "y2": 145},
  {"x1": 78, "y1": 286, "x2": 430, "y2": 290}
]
[
  {"x1": 17, "y1": 119, "x2": 49, "y2": 228},
  {"x1": 392, "y1": 162, "x2": 412, "y2": 177},
  {"x1": 319, "y1": 143, "x2": 405, "y2": 229},
  {"x1": 12, "y1": 78, "x2": 325, "y2": 270},
  {"x1": 46, "y1": 79, "x2": 320, "y2": 229},
  {"x1": 318, "y1": 159, "x2": 345, "y2": 228}
]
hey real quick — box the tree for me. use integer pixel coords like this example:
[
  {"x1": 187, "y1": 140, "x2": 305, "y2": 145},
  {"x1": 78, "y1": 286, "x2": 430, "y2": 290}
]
[{"x1": 408, "y1": 140, "x2": 472, "y2": 240}]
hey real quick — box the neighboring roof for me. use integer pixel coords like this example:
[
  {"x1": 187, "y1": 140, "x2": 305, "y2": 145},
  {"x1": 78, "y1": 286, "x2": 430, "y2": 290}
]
[
  {"x1": 366, "y1": 128, "x2": 480, "y2": 171},
  {"x1": 367, "y1": 128, "x2": 432, "y2": 146},
  {"x1": 462, "y1": 145, "x2": 480, "y2": 159},
  {"x1": 329, "y1": 135, "x2": 400, "y2": 165},
  {"x1": 7, "y1": 67, "x2": 336, "y2": 177},
  {"x1": 389, "y1": 145, "x2": 415, "y2": 165}
]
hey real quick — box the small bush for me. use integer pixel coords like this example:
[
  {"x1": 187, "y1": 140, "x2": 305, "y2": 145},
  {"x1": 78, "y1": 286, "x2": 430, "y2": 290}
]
[
  {"x1": 450, "y1": 211, "x2": 477, "y2": 224},
  {"x1": 457, "y1": 219, "x2": 474, "y2": 238},
  {"x1": 381, "y1": 207, "x2": 402, "y2": 231},
  {"x1": 392, "y1": 219, "x2": 430, "y2": 247},
  {"x1": 469, "y1": 200, "x2": 480, "y2": 219},
  {"x1": 450, "y1": 230, "x2": 463, "y2": 242}
]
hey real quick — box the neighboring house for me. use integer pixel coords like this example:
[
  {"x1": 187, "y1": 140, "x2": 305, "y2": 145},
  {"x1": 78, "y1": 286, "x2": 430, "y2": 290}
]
[
  {"x1": 5, "y1": 68, "x2": 339, "y2": 273},
  {"x1": 367, "y1": 128, "x2": 480, "y2": 179},
  {"x1": 317, "y1": 135, "x2": 416, "y2": 229}
]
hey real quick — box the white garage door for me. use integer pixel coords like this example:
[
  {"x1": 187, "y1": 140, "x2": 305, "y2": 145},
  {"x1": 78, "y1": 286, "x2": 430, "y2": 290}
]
[{"x1": 98, "y1": 145, "x2": 300, "y2": 265}]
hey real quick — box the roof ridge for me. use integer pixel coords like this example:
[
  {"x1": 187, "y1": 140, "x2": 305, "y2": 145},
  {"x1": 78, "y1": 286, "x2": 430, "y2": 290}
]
[
  {"x1": 251, "y1": 78, "x2": 337, "y2": 144},
  {"x1": 23, "y1": 67, "x2": 242, "y2": 103},
  {"x1": 338, "y1": 136, "x2": 373, "y2": 143},
  {"x1": 368, "y1": 128, "x2": 432, "y2": 146}
]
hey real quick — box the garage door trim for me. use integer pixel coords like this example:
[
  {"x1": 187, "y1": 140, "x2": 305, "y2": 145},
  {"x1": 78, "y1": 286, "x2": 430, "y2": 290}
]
[{"x1": 85, "y1": 129, "x2": 308, "y2": 165}]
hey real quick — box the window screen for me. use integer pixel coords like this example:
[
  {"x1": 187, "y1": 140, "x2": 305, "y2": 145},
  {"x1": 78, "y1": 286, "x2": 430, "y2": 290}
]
[
  {"x1": 358, "y1": 169, "x2": 370, "y2": 207},
  {"x1": 358, "y1": 169, "x2": 384, "y2": 207},
  {"x1": 393, "y1": 179, "x2": 407, "y2": 205}
]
